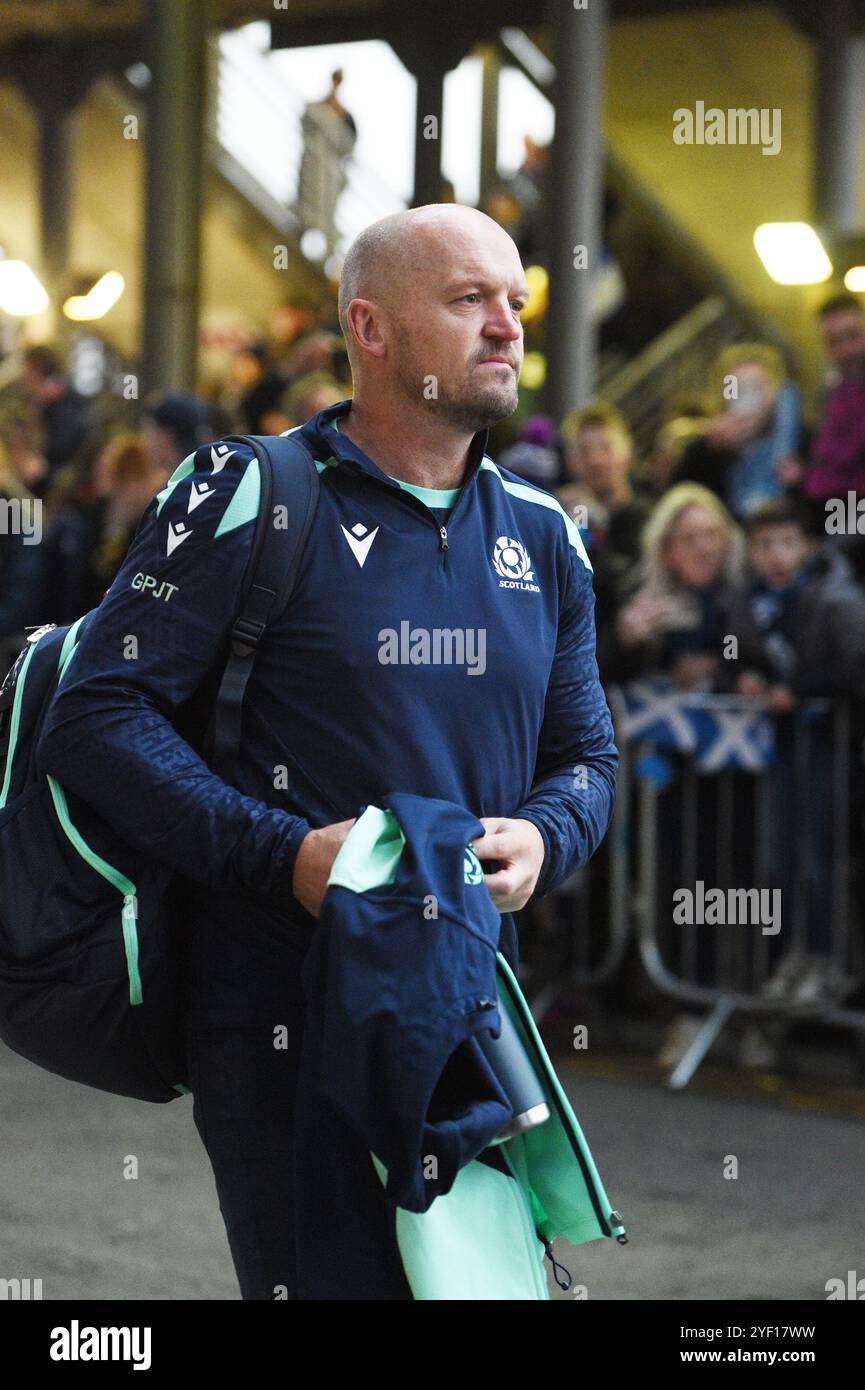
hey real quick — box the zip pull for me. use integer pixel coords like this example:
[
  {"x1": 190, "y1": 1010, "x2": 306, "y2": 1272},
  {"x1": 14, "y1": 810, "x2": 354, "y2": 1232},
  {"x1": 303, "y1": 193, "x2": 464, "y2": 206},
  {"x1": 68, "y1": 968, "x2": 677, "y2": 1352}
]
[
  {"x1": 25, "y1": 622, "x2": 57, "y2": 643},
  {"x1": 438, "y1": 525, "x2": 449, "y2": 552},
  {"x1": 539, "y1": 1234, "x2": 572, "y2": 1291},
  {"x1": 610, "y1": 1208, "x2": 629, "y2": 1244}
]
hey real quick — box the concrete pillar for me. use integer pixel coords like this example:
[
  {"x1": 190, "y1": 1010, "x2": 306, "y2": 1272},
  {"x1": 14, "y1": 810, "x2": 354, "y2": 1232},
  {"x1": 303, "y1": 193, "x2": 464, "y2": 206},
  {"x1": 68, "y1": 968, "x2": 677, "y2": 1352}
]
[
  {"x1": 142, "y1": 0, "x2": 208, "y2": 394},
  {"x1": 12, "y1": 40, "x2": 90, "y2": 346},
  {"x1": 544, "y1": 0, "x2": 609, "y2": 420},
  {"x1": 413, "y1": 66, "x2": 445, "y2": 207},
  {"x1": 479, "y1": 44, "x2": 501, "y2": 208},
  {"x1": 815, "y1": 0, "x2": 865, "y2": 237},
  {"x1": 35, "y1": 103, "x2": 75, "y2": 300}
]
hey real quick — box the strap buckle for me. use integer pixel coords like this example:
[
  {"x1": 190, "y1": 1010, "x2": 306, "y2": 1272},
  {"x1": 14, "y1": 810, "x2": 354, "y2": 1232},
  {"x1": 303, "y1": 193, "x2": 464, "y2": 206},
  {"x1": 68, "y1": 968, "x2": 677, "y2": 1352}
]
[{"x1": 231, "y1": 615, "x2": 265, "y2": 656}]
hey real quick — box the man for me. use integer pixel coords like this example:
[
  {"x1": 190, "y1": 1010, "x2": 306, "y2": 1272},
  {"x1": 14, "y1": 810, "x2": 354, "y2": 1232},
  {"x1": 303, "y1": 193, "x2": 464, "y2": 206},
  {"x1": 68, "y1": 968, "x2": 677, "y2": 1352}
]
[
  {"x1": 672, "y1": 343, "x2": 803, "y2": 520},
  {"x1": 37, "y1": 204, "x2": 617, "y2": 1299},
  {"x1": 798, "y1": 295, "x2": 865, "y2": 505},
  {"x1": 781, "y1": 294, "x2": 865, "y2": 580},
  {"x1": 140, "y1": 389, "x2": 207, "y2": 474},
  {"x1": 19, "y1": 344, "x2": 94, "y2": 497},
  {"x1": 296, "y1": 68, "x2": 357, "y2": 257},
  {"x1": 229, "y1": 342, "x2": 287, "y2": 434},
  {"x1": 558, "y1": 403, "x2": 652, "y2": 657},
  {"x1": 559, "y1": 402, "x2": 649, "y2": 542}
]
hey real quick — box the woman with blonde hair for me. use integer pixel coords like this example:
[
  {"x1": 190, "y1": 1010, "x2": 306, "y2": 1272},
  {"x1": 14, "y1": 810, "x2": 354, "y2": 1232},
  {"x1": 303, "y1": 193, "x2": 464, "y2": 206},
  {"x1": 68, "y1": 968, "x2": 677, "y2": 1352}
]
[{"x1": 599, "y1": 482, "x2": 744, "y2": 687}]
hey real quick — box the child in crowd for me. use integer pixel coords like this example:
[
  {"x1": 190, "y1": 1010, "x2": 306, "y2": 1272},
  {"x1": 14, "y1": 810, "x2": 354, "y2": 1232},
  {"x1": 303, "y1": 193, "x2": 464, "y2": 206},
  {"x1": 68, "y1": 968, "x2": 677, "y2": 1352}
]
[
  {"x1": 724, "y1": 496, "x2": 865, "y2": 711},
  {"x1": 723, "y1": 497, "x2": 865, "y2": 1014}
]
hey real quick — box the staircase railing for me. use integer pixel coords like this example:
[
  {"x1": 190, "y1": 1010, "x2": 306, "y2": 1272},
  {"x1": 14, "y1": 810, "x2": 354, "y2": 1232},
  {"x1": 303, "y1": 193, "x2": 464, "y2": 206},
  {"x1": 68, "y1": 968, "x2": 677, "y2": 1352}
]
[{"x1": 601, "y1": 295, "x2": 757, "y2": 459}]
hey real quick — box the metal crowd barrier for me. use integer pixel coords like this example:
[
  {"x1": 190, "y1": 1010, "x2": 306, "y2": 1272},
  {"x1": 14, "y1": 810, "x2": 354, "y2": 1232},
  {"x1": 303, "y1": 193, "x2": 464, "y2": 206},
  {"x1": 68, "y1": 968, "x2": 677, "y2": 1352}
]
[
  {"x1": 524, "y1": 713, "x2": 634, "y2": 1022},
  {"x1": 607, "y1": 686, "x2": 865, "y2": 1087}
]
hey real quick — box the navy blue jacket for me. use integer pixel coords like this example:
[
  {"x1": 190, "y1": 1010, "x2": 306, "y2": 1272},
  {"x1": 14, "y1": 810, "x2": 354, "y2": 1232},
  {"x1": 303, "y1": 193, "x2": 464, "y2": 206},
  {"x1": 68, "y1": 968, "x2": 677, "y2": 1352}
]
[
  {"x1": 294, "y1": 791, "x2": 524, "y2": 1299},
  {"x1": 36, "y1": 399, "x2": 618, "y2": 1025}
]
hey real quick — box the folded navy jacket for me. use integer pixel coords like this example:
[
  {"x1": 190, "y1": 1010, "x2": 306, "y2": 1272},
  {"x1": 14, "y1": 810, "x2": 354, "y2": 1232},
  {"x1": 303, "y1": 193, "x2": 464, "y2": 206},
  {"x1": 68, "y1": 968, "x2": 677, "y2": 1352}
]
[{"x1": 293, "y1": 792, "x2": 517, "y2": 1298}]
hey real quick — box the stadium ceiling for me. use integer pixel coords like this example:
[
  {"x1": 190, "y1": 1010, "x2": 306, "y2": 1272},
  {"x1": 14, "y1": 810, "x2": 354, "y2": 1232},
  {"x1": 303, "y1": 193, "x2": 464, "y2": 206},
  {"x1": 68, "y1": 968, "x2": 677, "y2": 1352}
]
[
  {"x1": 0, "y1": 1, "x2": 261, "y2": 46},
  {"x1": 0, "y1": 0, "x2": 861, "y2": 50},
  {"x1": 267, "y1": 0, "x2": 865, "y2": 53}
]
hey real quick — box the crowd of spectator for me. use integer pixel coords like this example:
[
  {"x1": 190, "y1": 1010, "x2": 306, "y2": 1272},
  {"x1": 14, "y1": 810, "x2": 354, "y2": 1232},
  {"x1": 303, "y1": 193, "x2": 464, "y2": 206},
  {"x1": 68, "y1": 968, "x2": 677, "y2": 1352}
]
[
  {"x1": 548, "y1": 295, "x2": 865, "y2": 705},
  {"x1": 2, "y1": 285, "x2": 864, "y2": 1071},
  {"x1": 0, "y1": 300, "x2": 351, "y2": 636},
  {"x1": 531, "y1": 292, "x2": 865, "y2": 1066}
]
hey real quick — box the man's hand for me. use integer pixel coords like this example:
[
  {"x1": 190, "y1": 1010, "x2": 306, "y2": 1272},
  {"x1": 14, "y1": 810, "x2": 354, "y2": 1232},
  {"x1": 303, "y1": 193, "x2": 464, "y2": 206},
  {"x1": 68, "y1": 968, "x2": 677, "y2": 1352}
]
[
  {"x1": 292, "y1": 817, "x2": 356, "y2": 918},
  {"x1": 765, "y1": 683, "x2": 795, "y2": 715},
  {"x1": 671, "y1": 651, "x2": 719, "y2": 690},
  {"x1": 705, "y1": 407, "x2": 765, "y2": 450},
  {"x1": 736, "y1": 670, "x2": 769, "y2": 697},
  {"x1": 775, "y1": 454, "x2": 805, "y2": 487},
  {"x1": 471, "y1": 817, "x2": 545, "y2": 913},
  {"x1": 616, "y1": 591, "x2": 668, "y2": 646}
]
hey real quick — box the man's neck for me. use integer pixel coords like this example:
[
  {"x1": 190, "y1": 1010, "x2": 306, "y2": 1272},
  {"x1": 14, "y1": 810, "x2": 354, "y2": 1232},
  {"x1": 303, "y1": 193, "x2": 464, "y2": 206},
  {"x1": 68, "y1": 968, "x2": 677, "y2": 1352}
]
[{"x1": 336, "y1": 398, "x2": 478, "y2": 491}]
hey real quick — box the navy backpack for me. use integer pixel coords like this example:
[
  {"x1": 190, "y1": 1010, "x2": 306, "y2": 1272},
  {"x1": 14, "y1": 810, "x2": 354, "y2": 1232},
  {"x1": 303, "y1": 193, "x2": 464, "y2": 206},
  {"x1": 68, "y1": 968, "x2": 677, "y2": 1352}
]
[{"x1": 0, "y1": 434, "x2": 320, "y2": 1102}]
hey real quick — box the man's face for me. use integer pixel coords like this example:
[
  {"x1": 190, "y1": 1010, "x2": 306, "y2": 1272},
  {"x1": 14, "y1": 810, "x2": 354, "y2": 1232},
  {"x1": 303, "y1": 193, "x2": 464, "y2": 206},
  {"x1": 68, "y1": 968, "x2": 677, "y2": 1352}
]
[
  {"x1": 21, "y1": 364, "x2": 47, "y2": 402},
  {"x1": 387, "y1": 218, "x2": 527, "y2": 432},
  {"x1": 271, "y1": 304, "x2": 313, "y2": 347},
  {"x1": 570, "y1": 424, "x2": 631, "y2": 500},
  {"x1": 749, "y1": 523, "x2": 813, "y2": 589},
  {"x1": 232, "y1": 352, "x2": 263, "y2": 389},
  {"x1": 820, "y1": 308, "x2": 865, "y2": 376},
  {"x1": 143, "y1": 421, "x2": 180, "y2": 471},
  {"x1": 726, "y1": 362, "x2": 776, "y2": 421}
]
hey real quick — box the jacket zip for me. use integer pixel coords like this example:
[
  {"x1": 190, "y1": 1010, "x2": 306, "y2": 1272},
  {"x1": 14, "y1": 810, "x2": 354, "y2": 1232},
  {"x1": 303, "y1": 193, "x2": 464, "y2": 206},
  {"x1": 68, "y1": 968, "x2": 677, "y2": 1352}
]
[
  {"x1": 498, "y1": 957, "x2": 627, "y2": 1243},
  {"x1": 47, "y1": 620, "x2": 145, "y2": 1006},
  {"x1": 355, "y1": 460, "x2": 476, "y2": 561}
]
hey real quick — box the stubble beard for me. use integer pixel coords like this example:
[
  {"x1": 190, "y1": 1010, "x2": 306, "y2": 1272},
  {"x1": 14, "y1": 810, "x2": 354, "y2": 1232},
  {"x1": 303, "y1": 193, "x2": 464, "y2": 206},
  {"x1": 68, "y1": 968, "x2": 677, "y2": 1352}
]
[{"x1": 393, "y1": 340, "x2": 519, "y2": 433}]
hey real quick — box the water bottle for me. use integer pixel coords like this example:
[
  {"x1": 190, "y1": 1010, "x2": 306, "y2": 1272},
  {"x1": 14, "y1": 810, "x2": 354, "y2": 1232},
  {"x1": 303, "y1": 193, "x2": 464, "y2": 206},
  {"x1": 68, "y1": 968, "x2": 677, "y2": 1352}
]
[{"x1": 476, "y1": 1002, "x2": 550, "y2": 1142}]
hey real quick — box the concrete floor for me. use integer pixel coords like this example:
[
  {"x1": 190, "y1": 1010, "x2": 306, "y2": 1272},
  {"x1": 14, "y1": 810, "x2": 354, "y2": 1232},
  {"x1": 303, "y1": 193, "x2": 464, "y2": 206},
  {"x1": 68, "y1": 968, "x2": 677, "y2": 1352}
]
[{"x1": 1, "y1": 1041, "x2": 863, "y2": 1301}]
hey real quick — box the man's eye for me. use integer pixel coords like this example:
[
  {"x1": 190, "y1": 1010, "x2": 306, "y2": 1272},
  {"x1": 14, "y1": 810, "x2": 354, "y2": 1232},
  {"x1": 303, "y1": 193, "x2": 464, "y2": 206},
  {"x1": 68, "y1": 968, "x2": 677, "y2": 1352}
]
[
  {"x1": 511, "y1": 301, "x2": 525, "y2": 314},
  {"x1": 461, "y1": 293, "x2": 481, "y2": 303}
]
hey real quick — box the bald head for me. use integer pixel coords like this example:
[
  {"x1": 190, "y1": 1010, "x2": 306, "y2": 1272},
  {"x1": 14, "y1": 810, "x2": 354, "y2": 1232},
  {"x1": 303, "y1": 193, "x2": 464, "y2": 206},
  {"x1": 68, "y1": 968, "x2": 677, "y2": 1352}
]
[
  {"x1": 337, "y1": 202, "x2": 527, "y2": 432},
  {"x1": 337, "y1": 204, "x2": 520, "y2": 343}
]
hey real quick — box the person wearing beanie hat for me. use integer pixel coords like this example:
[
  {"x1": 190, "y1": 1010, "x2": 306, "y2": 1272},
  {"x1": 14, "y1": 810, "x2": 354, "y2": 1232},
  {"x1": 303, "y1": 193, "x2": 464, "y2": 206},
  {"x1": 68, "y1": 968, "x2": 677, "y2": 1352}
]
[
  {"x1": 497, "y1": 414, "x2": 561, "y2": 491},
  {"x1": 142, "y1": 391, "x2": 207, "y2": 472}
]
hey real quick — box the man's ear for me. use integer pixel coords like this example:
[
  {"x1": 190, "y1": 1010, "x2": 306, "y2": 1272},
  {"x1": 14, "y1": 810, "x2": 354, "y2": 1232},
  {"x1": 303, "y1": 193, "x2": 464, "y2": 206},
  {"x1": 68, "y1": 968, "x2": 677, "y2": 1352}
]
[{"x1": 345, "y1": 299, "x2": 388, "y2": 361}]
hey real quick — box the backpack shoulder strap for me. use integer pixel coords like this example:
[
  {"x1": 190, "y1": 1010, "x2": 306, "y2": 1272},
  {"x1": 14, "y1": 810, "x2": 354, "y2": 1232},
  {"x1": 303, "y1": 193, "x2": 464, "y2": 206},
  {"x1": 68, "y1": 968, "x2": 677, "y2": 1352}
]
[{"x1": 206, "y1": 431, "x2": 321, "y2": 782}]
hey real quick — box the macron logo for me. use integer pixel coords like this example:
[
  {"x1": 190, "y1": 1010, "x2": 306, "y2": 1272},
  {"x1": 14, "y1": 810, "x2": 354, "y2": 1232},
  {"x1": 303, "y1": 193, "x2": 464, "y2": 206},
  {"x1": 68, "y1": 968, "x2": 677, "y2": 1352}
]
[
  {"x1": 188, "y1": 479, "x2": 214, "y2": 512},
  {"x1": 210, "y1": 443, "x2": 235, "y2": 472},
  {"x1": 341, "y1": 521, "x2": 379, "y2": 569},
  {"x1": 166, "y1": 521, "x2": 193, "y2": 557}
]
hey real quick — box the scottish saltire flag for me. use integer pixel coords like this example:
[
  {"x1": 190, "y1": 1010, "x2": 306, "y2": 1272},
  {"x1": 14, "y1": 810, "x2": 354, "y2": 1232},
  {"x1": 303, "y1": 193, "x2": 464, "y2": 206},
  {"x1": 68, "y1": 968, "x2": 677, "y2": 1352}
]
[
  {"x1": 616, "y1": 679, "x2": 775, "y2": 771},
  {"x1": 687, "y1": 702, "x2": 775, "y2": 771},
  {"x1": 616, "y1": 679, "x2": 698, "y2": 753}
]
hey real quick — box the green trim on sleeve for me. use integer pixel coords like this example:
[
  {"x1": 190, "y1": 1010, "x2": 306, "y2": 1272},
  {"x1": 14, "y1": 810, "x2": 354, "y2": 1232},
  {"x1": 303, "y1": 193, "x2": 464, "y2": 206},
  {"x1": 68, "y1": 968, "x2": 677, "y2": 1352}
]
[
  {"x1": 214, "y1": 457, "x2": 261, "y2": 536},
  {"x1": 155, "y1": 454, "x2": 196, "y2": 515},
  {"x1": 479, "y1": 458, "x2": 593, "y2": 571}
]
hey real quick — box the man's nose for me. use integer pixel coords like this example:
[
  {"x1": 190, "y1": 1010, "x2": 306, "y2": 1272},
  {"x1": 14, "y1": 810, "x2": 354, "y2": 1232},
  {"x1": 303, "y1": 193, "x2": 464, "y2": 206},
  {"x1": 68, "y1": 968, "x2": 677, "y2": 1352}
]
[{"x1": 482, "y1": 300, "x2": 522, "y2": 342}]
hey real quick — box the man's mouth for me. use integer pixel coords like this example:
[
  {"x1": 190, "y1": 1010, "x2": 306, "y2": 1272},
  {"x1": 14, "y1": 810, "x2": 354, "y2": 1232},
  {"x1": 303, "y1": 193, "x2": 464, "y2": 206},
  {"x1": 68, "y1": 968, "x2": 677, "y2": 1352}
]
[{"x1": 477, "y1": 356, "x2": 516, "y2": 368}]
